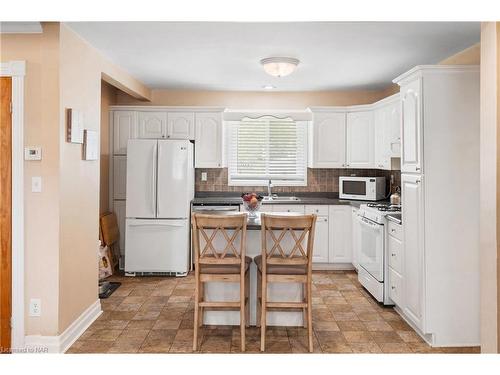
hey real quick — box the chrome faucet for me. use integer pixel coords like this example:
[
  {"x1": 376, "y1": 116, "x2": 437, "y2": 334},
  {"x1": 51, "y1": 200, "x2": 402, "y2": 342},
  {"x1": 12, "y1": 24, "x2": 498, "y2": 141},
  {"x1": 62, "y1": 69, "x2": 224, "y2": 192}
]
[{"x1": 267, "y1": 179, "x2": 273, "y2": 199}]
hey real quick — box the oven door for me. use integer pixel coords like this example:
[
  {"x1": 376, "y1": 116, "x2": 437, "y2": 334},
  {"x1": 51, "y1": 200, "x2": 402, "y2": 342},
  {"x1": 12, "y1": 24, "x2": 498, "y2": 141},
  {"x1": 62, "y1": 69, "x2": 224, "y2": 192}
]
[{"x1": 356, "y1": 214, "x2": 385, "y2": 282}]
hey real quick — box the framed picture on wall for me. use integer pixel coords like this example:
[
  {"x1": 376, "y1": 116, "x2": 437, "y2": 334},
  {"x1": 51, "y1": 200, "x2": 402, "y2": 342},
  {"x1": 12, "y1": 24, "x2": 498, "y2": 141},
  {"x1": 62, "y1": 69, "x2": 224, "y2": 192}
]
[
  {"x1": 66, "y1": 108, "x2": 84, "y2": 143},
  {"x1": 83, "y1": 130, "x2": 98, "y2": 161}
]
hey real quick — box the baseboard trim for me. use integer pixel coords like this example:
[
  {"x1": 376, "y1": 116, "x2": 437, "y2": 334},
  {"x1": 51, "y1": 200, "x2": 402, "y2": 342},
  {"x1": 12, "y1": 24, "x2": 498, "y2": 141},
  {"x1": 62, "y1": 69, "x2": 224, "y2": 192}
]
[
  {"x1": 312, "y1": 263, "x2": 355, "y2": 271},
  {"x1": 24, "y1": 300, "x2": 102, "y2": 353}
]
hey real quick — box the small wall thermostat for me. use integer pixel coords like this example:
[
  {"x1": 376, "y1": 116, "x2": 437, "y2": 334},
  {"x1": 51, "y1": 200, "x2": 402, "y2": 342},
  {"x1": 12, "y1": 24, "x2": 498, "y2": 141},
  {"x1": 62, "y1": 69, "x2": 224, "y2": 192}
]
[{"x1": 24, "y1": 146, "x2": 42, "y2": 161}]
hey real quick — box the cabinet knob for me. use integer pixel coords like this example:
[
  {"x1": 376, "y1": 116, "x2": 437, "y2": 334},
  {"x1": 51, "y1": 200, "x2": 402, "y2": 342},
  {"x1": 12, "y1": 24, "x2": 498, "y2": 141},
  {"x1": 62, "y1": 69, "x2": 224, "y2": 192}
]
[
  {"x1": 391, "y1": 286, "x2": 396, "y2": 290},
  {"x1": 416, "y1": 167, "x2": 421, "y2": 171},
  {"x1": 391, "y1": 228, "x2": 396, "y2": 233},
  {"x1": 391, "y1": 253, "x2": 396, "y2": 257}
]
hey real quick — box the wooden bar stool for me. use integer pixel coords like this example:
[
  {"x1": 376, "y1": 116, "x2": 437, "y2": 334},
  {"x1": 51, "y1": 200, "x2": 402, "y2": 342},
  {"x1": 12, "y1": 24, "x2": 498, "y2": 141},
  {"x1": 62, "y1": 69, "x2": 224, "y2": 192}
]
[
  {"x1": 191, "y1": 213, "x2": 251, "y2": 351},
  {"x1": 255, "y1": 213, "x2": 317, "y2": 352}
]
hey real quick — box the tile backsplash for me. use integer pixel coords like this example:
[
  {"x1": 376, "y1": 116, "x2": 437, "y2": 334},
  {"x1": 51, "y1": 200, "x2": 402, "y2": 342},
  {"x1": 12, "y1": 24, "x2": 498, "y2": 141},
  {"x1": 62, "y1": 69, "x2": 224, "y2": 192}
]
[{"x1": 195, "y1": 168, "x2": 401, "y2": 194}]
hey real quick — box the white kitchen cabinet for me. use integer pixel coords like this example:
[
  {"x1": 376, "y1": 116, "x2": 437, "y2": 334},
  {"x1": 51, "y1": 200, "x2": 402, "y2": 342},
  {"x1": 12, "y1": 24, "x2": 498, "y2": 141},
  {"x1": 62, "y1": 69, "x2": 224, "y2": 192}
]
[
  {"x1": 329, "y1": 205, "x2": 352, "y2": 263},
  {"x1": 195, "y1": 112, "x2": 223, "y2": 168},
  {"x1": 112, "y1": 156, "x2": 127, "y2": 200},
  {"x1": 168, "y1": 112, "x2": 195, "y2": 140},
  {"x1": 346, "y1": 111, "x2": 374, "y2": 168},
  {"x1": 401, "y1": 173, "x2": 424, "y2": 330},
  {"x1": 388, "y1": 100, "x2": 401, "y2": 157},
  {"x1": 374, "y1": 98, "x2": 400, "y2": 170},
  {"x1": 273, "y1": 205, "x2": 305, "y2": 214},
  {"x1": 400, "y1": 78, "x2": 423, "y2": 173},
  {"x1": 351, "y1": 206, "x2": 359, "y2": 270},
  {"x1": 312, "y1": 216, "x2": 329, "y2": 263},
  {"x1": 138, "y1": 111, "x2": 168, "y2": 139},
  {"x1": 308, "y1": 111, "x2": 346, "y2": 168},
  {"x1": 113, "y1": 111, "x2": 137, "y2": 155},
  {"x1": 113, "y1": 200, "x2": 126, "y2": 257}
]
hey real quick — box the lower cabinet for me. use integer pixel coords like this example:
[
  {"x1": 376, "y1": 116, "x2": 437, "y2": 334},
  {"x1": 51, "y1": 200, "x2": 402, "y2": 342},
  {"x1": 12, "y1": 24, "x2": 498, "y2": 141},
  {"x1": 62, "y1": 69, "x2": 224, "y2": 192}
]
[
  {"x1": 329, "y1": 205, "x2": 352, "y2": 263},
  {"x1": 113, "y1": 200, "x2": 126, "y2": 259},
  {"x1": 351, "y1": 207, "x2": 359, "y2": 270},
  {"x1": 312, "y1": 215, "x2": 329, "y2": 263},
  {"x1": 401, "y1": 174, "x2": 424, "y2": 330}
]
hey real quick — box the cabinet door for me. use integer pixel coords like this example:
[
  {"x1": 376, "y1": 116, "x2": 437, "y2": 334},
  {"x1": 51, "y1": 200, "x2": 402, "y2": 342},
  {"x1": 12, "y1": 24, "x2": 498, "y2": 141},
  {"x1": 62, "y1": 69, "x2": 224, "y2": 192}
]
[
  {"x1": 195, "y1": 112, "x2": 223, "y2": 168},
  {"x1": 401, "y1": 174, "x2": 424, "y2": 330},
  {"x1": 113, "y1": 156, "x2": 127, "y2": 200},
  {"x1": 329, "y1": 205, "x2": 352, "y2": 263},
  {"x1": 113, "y1": 111, "x2": 137, "y2": 155},
  {"x1": 400, "y1": 78, "x2": 423, "y2": 173},
  {"x1": 351, "y1": 207, "x2": 359, "y2": 270},
  {"x1": 312, "y1": 216, "x2": 329, "y2": 263},
  {"x1": 138, "y1": 112, "x2": 168, "y2": 139},
  {"x1": 309, "y1": 112, "x2": 346, "y2": 168},
  {"x1": 388, "y1": 100, "x2": 401, "y2": 157},
  {"x1": 374, "y1": 106, "x2": 391, "y2": 170},
  {"x1": 272, "y1": 205, "x2": 305, "y2": 214},
  {"x1": 346, "y1": 111, "x2": 374, "y2": 168},
  {"x1": 168, "y1": 112, "x2": 195, "y2": 140},
  {"x1": 113, "y1": 200, "x2": 126, "y2": 257}
]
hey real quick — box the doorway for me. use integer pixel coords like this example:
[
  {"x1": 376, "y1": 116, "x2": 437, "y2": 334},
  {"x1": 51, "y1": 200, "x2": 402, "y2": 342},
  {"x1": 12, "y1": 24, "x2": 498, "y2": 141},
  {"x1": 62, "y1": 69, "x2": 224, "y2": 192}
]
[{"x1": 0, "y1": 77, "x2": 12, "y2": 353}]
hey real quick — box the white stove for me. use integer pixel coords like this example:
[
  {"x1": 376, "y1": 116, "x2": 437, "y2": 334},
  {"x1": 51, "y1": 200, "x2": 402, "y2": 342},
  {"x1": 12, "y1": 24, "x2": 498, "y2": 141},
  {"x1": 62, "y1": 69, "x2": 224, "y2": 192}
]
[{"x1": 355, "y1": 202, "x2": 401, "y2": 305}]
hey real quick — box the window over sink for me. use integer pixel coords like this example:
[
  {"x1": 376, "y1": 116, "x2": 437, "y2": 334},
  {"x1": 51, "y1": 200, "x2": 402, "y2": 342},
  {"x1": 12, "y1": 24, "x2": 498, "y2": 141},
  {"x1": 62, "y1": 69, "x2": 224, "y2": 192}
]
[{"x1": 226, "y1": 115, "x2": 308, "y2": 186}]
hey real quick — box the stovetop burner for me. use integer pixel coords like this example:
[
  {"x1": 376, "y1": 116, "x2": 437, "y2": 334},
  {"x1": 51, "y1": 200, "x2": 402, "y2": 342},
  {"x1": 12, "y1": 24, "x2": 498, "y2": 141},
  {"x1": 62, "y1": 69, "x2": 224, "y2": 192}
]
[{"x1": 366, "y1": 203, "x2": 401, "y2": 212}]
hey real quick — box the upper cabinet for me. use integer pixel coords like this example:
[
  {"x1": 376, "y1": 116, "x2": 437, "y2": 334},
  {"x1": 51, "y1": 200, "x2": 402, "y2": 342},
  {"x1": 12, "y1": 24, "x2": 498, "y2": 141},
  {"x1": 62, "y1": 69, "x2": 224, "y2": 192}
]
[
  {"x1": 346, "y1": 111, "x2": 374, "y2": 168},
  {"x1": 400, "y1": 78, "x2": 423, "y2": 174},
  {"x1": 138, "y1": 111, "x2": 168, "y2": 139},
  {"x1": 168, "y1": 112, "x2": 195, "y2": 140},
  {"x1": 195, "y1": 112, "x2": 223, "y2": 168},
  {"x1": 309, "y1": 111, "x2": 346, "y2": 168},
  {"x1": 113, "y1": 111, "x2": 138, "y2": 155},
  {"x1": 374, "y1": 96, "x2": 401, "y2": 169}
]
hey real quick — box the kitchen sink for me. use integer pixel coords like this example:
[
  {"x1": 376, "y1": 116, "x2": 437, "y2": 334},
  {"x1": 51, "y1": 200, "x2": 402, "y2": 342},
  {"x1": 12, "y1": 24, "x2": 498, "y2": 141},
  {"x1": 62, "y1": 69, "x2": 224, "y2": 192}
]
[{"x1": 263, "y1": 196, "x2": 301, "y2": 202}]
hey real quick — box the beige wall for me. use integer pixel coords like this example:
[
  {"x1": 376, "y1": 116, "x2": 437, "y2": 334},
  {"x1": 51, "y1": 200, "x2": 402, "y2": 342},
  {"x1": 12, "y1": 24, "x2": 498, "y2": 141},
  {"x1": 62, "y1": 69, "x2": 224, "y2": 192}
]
[
  {"x1": 1, "y1": 22, "x2": 151, "y2": 336},
  {"x1": 440, "y1": 42, "x2": 481, "y2": 65},
  {"x1": 479, "y1": 22, "x2": 499, "y2": 353},
  {"x1": 1, "y1": 23, "x2": 61, "y2": 336},
  {"x1": 100, "y1": 81, "x2": 117, "y2": 215},
  {"x1": 57, "y1": 24, "x2": 151, "y2": 333},
  {"x1": 116, "y1": 88, "x2": 391, "y2": 108}
]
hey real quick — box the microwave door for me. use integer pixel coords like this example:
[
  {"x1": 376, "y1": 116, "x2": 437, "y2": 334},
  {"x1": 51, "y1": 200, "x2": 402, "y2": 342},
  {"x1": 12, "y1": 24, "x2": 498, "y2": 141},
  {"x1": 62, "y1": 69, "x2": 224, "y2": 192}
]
[{"x1": 342, "y1": 180, "x2": 367, "y2": 200}]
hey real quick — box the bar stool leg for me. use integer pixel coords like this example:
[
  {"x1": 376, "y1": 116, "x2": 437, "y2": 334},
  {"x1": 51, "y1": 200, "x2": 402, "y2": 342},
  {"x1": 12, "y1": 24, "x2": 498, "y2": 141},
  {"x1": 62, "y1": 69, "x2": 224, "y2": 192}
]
[
  {"x1": 193, "y1": 274, "x2": 200, "y2": 351},
  {"x1": 260, "y1": 274, "x2": 267, "y2": 352},
  {"x1": 307, "y1": 279, "x2": 313, "y2": 353},
  {"x1": 245, "y1": 271, "x2": 250, "y2": 328},
  {"x1": 256, "y1": 271, "x2": 261, "y2": 328},
  {"x1": 302, "y1": 282, "x2": 308, "y2": 328},
  {"x1": 240, "y1": 272, "x2": 246, "y2": 352},
  {"x1": 198, "y1": 282, "x2": 204, "y2": 328}
]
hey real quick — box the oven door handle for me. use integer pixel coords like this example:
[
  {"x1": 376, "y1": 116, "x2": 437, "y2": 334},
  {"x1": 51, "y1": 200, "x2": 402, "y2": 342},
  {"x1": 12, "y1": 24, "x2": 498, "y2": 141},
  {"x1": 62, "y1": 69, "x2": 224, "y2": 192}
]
[{"x1": 356, "y1": 215, "x2": 383, "y2": 229}]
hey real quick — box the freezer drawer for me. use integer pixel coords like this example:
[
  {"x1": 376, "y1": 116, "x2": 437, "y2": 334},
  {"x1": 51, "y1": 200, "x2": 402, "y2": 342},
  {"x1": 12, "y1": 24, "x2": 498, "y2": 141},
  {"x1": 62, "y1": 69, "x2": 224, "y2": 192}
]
[{"x1": 125, "y1": 219, "x2": 189, "y2": 274}]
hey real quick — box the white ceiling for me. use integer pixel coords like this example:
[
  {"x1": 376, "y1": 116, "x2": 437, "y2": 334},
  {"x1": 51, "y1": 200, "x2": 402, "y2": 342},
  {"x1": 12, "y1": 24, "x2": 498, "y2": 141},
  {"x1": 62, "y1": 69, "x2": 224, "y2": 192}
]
[{"x1": 67, "y1": 22, "x2": 480, "y2": 91}]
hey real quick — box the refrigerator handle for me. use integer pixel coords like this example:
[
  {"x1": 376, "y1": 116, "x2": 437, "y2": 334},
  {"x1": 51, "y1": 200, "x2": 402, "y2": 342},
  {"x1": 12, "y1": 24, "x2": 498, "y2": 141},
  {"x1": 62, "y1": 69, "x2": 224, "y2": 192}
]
[{"x1": 152, "y1": 143, "x2": 157, "y2": 216}]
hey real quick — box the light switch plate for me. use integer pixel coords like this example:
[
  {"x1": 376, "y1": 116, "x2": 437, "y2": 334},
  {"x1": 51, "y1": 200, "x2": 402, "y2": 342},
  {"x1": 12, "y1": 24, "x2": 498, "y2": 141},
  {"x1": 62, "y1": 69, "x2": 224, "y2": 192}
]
[
  {"x1": 31, "y1": 176, "x2": 42, "y2": 193},
  {"x1": 24, "y1": 146, "x2": 42, "y2": 161},
  {"x1": 201, "y1": 172, "x2": 207, "y2": 181}
]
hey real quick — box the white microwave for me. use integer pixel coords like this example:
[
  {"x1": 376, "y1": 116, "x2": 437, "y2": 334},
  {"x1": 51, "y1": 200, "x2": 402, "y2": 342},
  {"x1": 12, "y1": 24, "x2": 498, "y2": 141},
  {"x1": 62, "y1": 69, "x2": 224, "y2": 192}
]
[{"x1": 339, "y1": 176, "x2": 386, "y2": 201}]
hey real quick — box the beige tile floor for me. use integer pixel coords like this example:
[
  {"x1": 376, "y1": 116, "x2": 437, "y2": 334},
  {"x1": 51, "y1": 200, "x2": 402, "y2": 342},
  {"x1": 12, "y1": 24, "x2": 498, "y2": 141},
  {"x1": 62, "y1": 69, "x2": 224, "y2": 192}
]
[{"x1": 67, "y1": 271, "x2": 480, "y2": 354}]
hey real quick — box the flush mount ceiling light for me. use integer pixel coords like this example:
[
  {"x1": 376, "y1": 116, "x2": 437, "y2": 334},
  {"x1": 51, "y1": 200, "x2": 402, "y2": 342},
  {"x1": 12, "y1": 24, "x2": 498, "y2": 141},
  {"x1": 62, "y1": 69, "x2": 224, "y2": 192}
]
[{"x1": 260, "y1": 57, "x2": 300, "y2": 77}]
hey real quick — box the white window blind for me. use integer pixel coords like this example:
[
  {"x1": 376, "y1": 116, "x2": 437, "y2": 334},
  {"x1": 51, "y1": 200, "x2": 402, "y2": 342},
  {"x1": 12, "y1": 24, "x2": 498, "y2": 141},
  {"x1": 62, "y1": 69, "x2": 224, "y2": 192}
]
[{"x1": 227, "y1": 116, "x2": 308, "y2": 186}]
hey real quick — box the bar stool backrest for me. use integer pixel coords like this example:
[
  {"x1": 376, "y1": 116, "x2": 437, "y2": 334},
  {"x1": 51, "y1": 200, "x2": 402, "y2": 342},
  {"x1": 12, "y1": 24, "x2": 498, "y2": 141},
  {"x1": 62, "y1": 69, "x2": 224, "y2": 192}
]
[
  {"x1": 192, "y1": 213, "x2": 248, "y2": 267},
  {"x1": 260, "y1": 214, "x2": 317, "y2": 268}
]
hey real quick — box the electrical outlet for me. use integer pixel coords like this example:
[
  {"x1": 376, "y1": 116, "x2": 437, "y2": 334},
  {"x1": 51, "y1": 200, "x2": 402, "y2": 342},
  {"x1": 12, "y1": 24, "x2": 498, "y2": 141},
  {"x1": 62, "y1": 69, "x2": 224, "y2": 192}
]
[
  {"x1": 29, "y1": 298, "x2": 41, "y2": 317},
  {"x1": 201, "y1": 172, "x2": 207, "y2": 181}
]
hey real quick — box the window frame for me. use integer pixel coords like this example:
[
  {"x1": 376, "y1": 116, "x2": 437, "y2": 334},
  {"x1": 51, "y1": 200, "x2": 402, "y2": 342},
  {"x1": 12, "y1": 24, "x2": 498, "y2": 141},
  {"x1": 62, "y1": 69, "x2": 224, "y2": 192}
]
[{"x1": 226, "y1": 117, "x2": 309, "y2": 187}]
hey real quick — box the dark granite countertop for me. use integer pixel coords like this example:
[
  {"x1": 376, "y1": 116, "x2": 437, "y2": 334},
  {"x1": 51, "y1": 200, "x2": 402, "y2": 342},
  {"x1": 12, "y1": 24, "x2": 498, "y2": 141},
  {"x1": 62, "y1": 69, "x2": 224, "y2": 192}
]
[{"x1": 192, "y1": 192, "x2": 386, "y2": 209}]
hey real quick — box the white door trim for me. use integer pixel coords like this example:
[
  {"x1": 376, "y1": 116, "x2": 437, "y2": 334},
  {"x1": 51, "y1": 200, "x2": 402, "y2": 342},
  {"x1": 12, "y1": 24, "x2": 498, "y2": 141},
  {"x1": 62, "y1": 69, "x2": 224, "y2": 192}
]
[{"x1": 1, "y1": 60, "x2": 25, "y2": 351}]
